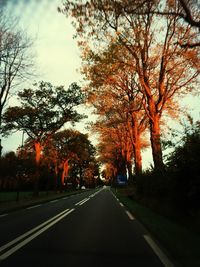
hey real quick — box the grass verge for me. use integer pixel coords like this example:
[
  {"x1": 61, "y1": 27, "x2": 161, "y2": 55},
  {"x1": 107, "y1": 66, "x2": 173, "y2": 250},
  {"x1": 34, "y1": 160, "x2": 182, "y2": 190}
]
[
  {"x1": 113, "y1": 188, "x2": 200, "y2": 267},
  {"x1": 0, "y1": 189, "x2": 92, "y2": 214}
]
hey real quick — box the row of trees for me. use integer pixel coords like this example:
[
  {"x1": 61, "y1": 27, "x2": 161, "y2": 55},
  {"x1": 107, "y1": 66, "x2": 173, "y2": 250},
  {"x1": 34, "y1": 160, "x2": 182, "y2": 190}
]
[
  {"x1": 59, "y1": 0, "x2": 199, "y2": 179},
  {"x1": 0, "y1": 128, "x2": 100, "y2": 192},
  {"x1": 0, "y1": 81, "x2": 100, "y2": 193},
  {"x1": 0, "y1": 8, "x2": 101, "y2": 194}
]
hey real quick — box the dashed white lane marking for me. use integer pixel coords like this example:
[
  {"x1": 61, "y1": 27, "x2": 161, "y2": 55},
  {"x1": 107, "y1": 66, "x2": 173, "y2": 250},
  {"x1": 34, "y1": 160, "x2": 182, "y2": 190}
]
[
  {"x1": 119, "y1": 202, "x2": 124, "y2": 207},
  {"x1": 125, "y1": 210, "x2": 135, "y2": 220},
  {"x1": 0, "y1": 208, "x2": 74, "y2": 260},
  {"x1": 0, "y1": 214, "x2": 8, "y2": 218},
  {"x1": 144, "y1": 235, "x2": 174, "y2": 267},
  {"x1": 26, "y1": 204, "x2": 41, "y2": 210},
  {"x1": 50, "y1": 199, "x2": 59, "y2": 203}
]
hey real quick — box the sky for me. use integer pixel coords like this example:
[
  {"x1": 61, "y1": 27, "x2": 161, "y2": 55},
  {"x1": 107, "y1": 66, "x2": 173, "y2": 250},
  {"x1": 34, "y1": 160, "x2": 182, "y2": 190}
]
[
  {"x1": 2, "y1": 0, "x2": 97, "y2": 151},
  {"x1": 1, "y1": 0, "x2": 200, "y2": 170}
]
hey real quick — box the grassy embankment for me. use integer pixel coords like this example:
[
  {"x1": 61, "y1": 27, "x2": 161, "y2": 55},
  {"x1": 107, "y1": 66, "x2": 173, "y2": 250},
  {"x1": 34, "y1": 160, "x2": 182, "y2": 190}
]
[{"x1": 113, "y1": 187, "x2": 200, "y2": 267}]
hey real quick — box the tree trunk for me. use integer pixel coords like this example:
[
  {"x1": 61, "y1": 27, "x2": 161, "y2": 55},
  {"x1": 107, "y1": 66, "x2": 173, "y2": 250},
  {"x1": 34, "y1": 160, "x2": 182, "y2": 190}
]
[
  {"x1": 149, "y1": 114, "x2": 164, "y2": 171},
  {"x1": 61, "y1": 159, "x2": 69, "y2": 188},
  {"x1": 130, "y1": 113, "x2": 143, "y2": 176},
  {"x1": 134, "y1": 142, "x2": 142, "y2": 175},
  {"x1": 0, "y1": 110, "x2": 2, "y2": 157},
  {"x1": 126, "y1": 161, "x2": 133, "y2": 183},
  {"x1": 33, "y1": 142, "x2": 42, "y2": 196},
  {"x1": 79, "y1": 165, "x2": 83, "y2": 189},
  {"x1": 0, "y1": 139, "x2": 2, "y2": 158},
  {"x1": 54, "y1": 164, "x2": 58, "y2": 191}
]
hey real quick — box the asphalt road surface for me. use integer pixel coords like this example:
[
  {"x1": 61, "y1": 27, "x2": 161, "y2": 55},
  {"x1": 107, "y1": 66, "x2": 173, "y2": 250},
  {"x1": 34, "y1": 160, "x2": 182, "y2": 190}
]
[{"x1": 0, "y1": 187, "x2": 174, "y2": 267}]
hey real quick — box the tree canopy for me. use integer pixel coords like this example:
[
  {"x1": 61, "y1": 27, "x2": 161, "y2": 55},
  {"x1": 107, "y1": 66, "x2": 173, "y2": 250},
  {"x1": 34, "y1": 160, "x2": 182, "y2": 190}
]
[
  {"x1": 1, "y1": 81, "x2": 86, "y2": 194},
  {"x1": 60, "y1": 0, "x2": 199, "y2": 172}
]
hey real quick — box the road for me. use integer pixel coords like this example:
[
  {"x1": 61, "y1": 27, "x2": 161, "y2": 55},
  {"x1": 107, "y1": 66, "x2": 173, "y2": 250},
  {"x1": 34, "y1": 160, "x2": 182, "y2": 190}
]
[{"x1": 0, "y1": 187, "x2": 173, "y2": 267}]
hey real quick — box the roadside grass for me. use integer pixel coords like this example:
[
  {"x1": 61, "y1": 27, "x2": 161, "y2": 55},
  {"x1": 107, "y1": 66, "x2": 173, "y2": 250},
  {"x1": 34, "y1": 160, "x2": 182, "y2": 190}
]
[
  {"x1": 113, "y1": 188, "x2": 200, "y2": 267},
  {"x1": 0, "y1": 189, "x2": 93, "y2": 214},
  {"x1": 0, "y1": 191, "x2": 33, "y2": 202},
  {"x1": 0, "y1": 189, "x2": 95, "y2": 203}
]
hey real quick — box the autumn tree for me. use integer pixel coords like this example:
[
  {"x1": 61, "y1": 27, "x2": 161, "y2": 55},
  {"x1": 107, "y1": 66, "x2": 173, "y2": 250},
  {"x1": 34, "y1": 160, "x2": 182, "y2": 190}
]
[
  {"x1": 44, "y1": 129, "x2": 98, "y2": 189},
  {"x1": 61, "y1": 0, "x2": 199, "y2": 171},
  {"x1": 1, "y1": 81, "x2": 85, "y2": 194},
  {"x1": 130, "y1": 0, "x2": 200, "y2": 47},
  {"x1": 0, "y1": 11, "x2": 34, "y2": 156},
  {"x1": 81, "y1": 42, "x2": 149, "y2": 175},
  {"x1": 45, "y1": 129, "x2": 83, "y2": 189},
  {"x1": 150, "y1": 0, "x2": 200, "y2": 48},
  {"x1": 67, "y1": 131, "x2": 97, "y2": 188}
]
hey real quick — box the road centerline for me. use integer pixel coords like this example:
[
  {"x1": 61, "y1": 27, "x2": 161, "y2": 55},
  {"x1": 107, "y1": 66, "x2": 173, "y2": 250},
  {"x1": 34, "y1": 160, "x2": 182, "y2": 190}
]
[
  {"x1": 75, "y1": 198, "x2": 88, "y2": 206},
  {"x1": 0, "y1": 208, "x2": 74, "y2": 261},
  {"x1": 78, "y1": 198, "x2": 89, "y2": 206},
  {"x1": 0, "y1": 208, "x2": 70, "y2": 254}
]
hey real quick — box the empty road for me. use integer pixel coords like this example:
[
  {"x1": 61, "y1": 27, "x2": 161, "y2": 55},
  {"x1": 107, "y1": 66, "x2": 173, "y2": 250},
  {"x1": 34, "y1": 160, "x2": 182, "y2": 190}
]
[{"x1": 0, "y1": 187, "x2": 173, "y2": 266}]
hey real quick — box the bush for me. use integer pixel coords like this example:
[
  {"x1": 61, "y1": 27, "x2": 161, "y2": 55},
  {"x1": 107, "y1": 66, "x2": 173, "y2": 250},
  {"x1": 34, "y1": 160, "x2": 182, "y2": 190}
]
[
  {"x1": 166, "y1": 123, "x2": 200, "y2": 215},
  {"x1": 135, "y1": 121, "x2": 200, "y2": 217}
]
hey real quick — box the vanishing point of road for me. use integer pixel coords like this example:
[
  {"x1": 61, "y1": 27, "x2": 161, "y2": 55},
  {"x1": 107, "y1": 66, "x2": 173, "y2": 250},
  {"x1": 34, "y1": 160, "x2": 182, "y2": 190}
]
[{"x1": 0, "y1": 187, "x2": 174, "y2": 267}]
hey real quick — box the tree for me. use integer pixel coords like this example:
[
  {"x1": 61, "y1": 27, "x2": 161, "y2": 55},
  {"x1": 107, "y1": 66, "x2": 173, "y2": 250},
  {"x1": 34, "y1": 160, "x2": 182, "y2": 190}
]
[
  {"x1": 134, "y1": 0, "x2": 200, "y2": 47},
  {"x1": 81, "y1": 42, "x2": 149, "y2": 175},
  {"x1": 1, "y1": 81, "x2": 85, "y2": 194},
  {"x1": 68, "y1": 131, "x2": 97, "y2": 188},
  {"x1": 59, "y1": 1, "x2": 199, "y2": 47},
  {"x1": 0, "y1": 11, "x2": 34, "y2": 156},
  {"x1": 44, "y1": 129, "x2": 84, "y2": 189},
  {"x1": 166, "y1": 120, "x2": 200, "y2": 213},
  {"x1": 147, "y1": 0, "x2": 200, "y2": 48},
  {"x1": 61, "y1": 0, "x2": 199, "y2": 171}
]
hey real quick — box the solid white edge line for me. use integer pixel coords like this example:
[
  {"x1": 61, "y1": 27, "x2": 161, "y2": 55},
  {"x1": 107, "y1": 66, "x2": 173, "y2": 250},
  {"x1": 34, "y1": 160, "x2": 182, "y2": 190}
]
[
  {"x1": 120, "y1": 202, "x2": 124, "y2": 207},
  {"x1": 26, "y1": 204, "x2": 41, "y2": 210},
  {"x1": 0, "y1": 208, "x2": 69, "y2": 253},
  {"x1": 125, "y1": 210, "x2": 135, "y2": 220},
  {"x1": 0, "y1": 209, "x2": 75, "y2": 261},
  {"x1": 143, "y1": 235, "x2": 174, "y2": 267}
]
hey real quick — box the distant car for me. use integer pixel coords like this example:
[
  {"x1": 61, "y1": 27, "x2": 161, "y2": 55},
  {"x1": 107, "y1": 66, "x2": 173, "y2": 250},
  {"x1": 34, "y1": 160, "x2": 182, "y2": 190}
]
[{"x1": 81, "y1": 186, "x2": 86, "y2": 190}]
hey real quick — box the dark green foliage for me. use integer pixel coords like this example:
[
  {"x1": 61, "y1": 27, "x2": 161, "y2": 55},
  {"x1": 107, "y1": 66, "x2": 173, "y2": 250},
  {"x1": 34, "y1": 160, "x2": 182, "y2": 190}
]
[
  {"x1": 0, "y1": 151, "x2": 35, "y2": 191},
  {"x1": 135, "y1": 121, "x2": 200, "y2": 218},
  {"x1": 166, "y1": 121, "x2": 200, "y2": 214},
  {"x1": 1, "y1": 81, "x2": 86, "y2": 140}
]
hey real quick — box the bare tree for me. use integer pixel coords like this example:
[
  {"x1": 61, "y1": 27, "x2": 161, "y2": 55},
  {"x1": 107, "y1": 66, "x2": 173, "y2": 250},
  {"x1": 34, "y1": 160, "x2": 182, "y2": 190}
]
[{"x1": 0, "y1": 11, "x2": 35, "y2": 156}]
